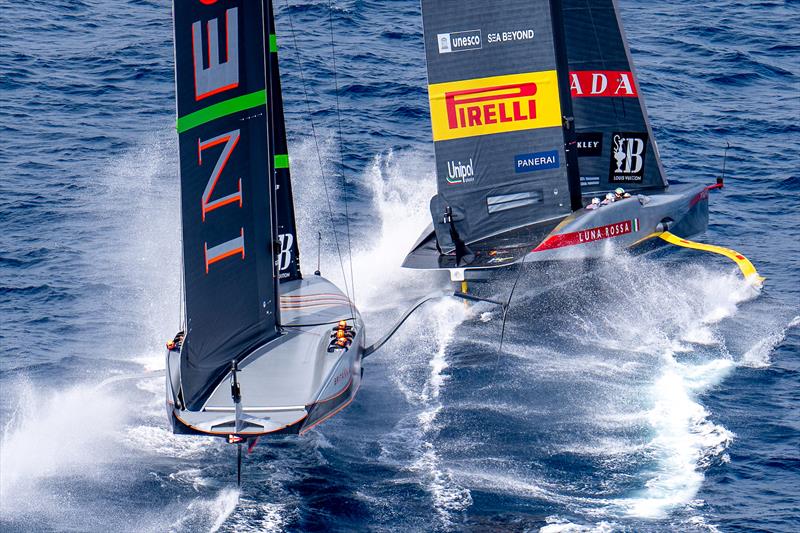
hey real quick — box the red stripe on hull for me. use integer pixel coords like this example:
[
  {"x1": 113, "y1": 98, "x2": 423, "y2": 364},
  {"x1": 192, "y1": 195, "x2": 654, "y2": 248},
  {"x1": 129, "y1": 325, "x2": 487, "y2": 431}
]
[{"x1": 533, "y1": 219, "x2": 636, "y2": 252}]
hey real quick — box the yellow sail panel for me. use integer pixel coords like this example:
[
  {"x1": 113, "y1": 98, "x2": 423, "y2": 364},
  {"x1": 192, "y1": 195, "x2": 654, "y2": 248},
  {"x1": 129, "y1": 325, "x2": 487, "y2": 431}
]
[{"x1": 428, "y1": 71, "x2": 562, "y2": 142}]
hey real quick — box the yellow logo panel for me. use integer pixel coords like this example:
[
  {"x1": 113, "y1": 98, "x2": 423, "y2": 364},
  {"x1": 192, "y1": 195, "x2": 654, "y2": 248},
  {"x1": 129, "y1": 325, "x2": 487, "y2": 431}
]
[{"x1": 428, "y1": 70, "x2": 562, "y2": 142}]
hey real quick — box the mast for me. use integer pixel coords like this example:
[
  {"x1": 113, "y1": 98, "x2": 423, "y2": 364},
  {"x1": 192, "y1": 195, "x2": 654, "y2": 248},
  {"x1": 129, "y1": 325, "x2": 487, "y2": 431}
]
[
  {"x1": 173, "y1": 0, "x2": 281, "y2": 410},
  {"x1": 549, "y1": 0, "x2": 583, "y2": 212},
  {"x1": 265, "y1": 0, "x2": 302, "y2": 283}
]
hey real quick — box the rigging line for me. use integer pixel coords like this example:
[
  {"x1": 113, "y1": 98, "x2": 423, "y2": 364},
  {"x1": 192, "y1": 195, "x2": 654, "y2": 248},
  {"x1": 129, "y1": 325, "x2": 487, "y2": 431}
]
[
  {"x1": 283, "y1": 0, "x2": 353, "y2": 306},
  {"x1": 492, "y1": 252, "x2": 529, "y2": 383},
  {"x1": 327, "y1": 0, "x2": 356, "y2": 308}
]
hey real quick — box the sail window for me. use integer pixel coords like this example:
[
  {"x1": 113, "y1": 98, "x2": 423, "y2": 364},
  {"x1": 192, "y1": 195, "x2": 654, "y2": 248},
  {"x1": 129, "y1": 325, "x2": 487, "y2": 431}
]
[{"x1": 487, "y1": 191, "x2": 543, "y2": 214}]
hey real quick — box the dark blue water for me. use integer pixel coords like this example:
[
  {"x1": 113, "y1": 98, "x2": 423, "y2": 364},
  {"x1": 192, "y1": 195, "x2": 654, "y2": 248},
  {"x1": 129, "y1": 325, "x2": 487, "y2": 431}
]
[{"x1": 1, "y1": 1, "x2": 798, "y2": 531}]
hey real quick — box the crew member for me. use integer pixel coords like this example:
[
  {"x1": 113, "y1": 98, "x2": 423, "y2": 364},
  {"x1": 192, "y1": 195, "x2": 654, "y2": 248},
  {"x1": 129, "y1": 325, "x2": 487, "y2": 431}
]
[{"x1": 614, "y1": 187, "x2": 631, "y2": 200}]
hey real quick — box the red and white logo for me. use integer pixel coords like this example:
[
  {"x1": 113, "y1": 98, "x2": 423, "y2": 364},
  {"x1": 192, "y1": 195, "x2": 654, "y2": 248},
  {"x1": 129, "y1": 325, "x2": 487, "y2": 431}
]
[
  {"x1": 533, "y1": 219, "x2": 640, "y2": 252},
  {"x1": 570, "y1": 71, "x2": 637, "y2": 98}
]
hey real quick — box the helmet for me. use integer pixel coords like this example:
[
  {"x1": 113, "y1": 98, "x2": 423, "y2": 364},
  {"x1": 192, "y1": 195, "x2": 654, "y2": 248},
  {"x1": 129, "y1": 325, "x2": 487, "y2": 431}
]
[
  {"x1": 591, "y1": 197, "x2": 600, "y2": 204},
  {"x1": 605, "y1": 193, "x2": 615, "y2": 201},
  {"x1": 615, "y1": 187, "x2": 625, "y2": 195}
]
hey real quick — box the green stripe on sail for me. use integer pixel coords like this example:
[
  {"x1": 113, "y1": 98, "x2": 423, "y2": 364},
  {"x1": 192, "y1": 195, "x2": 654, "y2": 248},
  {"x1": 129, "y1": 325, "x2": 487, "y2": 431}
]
[
  {"x1": 274, "y1": 154, "x2": 289, "y2": 169},
  {"x1": 176, "y1": 90, "x2": 266, "y2": 133},
  {"x1": 269, "y1": 34, "x2": 278, "y2": 53}
]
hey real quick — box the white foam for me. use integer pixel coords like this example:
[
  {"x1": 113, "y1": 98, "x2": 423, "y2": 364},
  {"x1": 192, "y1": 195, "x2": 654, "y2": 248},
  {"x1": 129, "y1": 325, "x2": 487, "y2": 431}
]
[
  {"x1": 0, "y1": 380, "x2": 129, "y2": 518},
  {"x1": 741, "y1": 315, "x2": 799, "y2": 368},
  {"x1": 541, "y1": 517, "x2": 616, "y2": 533},
  {"x1": 289, "y1": 141, "x2": 438, "y2": 314},
  {"x1": 93, "y1": 131, "x2": 183, "y2": 361},
  {"x1": 410, "y1": 443, "x2": 473, "y2": 525},
  {"x1": 166, "y1": 488, "x2": 239, "y2": 533},
  {"x1": 515, "y1": 253, "x2": 764, "y2": 523},
  {"x1": 620, "y1": 365, "x2": 734, "y2": 519},
  {"x1": 308, "y1": 150, "x2": 479, "y2": 524},
  {"x1": 168, "y1": 468, "x2": 213, "y2": 492},
  {"x1": 122, "y1": 425, "x2": 218, "y2": 459},
  {"x1": 225, "y1": 498, "x2": 295, "y2": 533}
]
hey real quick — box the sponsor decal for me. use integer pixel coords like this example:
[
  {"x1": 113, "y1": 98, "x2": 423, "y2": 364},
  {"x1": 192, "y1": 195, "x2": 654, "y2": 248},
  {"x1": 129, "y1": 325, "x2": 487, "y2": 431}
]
[
  {"x1": 570, "y1": 71, "x2": 638, "y2": 98},
  {"x1": 487, "y1": 256, "x2": 516, "y2": 264},
  {"x1": 277, "y1": 232, "x2": 295, "y2": 277},
  {"x1": 487, "y1": 29, "x2": 535, "y2": 44},
  {"x1": 446, "y1": 158, "x2": 475, "y2": 185},
  {"x1": 437, "y1": 30, "x2": 482, "y2": 53},
  {"x1": 515, "y1": 150, "x2": 560, "y2": 173},
  {"x1": 533, "y1": 219, "x2": 640, "y2": 251},
  {"x1": 609, "y1": 132, "x2": 648, "y2": 183},
  {"x1": 333, "y1": 367, "x2": 351, "y2": 388},
  {"x1": 580, "y1": 176, "x2": 600, "y2": 187},
  {"x1": 428, "y1": 71, "x2": 561, "y2": 141},
  {"x1": 576, "y1": 132, "x2": 603, "y2": 157}
]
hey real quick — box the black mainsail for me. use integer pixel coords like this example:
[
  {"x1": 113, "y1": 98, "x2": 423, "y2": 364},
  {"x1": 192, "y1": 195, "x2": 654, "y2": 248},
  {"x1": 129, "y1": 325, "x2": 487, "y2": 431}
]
[
  {"x1": 174, "y1": 1, "x2": 280, "y2": 410},
  {"x1": 421, "y1": 0, "x2": 573, "y2": 255},
  {"x1": 410, "y1": 0, "x2": 674, "y2": 268},
  {"x1": 266, "y1": 0, "x2": 302, "y2": 282},
  {"x1": 563, "y1": 0, "x2": 668, "y2": 192}
]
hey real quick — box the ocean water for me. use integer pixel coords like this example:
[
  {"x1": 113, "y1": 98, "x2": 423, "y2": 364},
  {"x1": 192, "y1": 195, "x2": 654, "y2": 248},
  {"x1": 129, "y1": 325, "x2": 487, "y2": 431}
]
[{"x1": 1, "y1": 0, "x2": 798, "y2": 532}]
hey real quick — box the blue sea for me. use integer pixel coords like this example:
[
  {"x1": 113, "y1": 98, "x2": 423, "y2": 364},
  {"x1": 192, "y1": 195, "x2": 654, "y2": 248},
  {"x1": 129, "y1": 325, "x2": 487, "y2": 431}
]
[{"x1": 1, "y1": 1, "x2": 798, "y2": 531}]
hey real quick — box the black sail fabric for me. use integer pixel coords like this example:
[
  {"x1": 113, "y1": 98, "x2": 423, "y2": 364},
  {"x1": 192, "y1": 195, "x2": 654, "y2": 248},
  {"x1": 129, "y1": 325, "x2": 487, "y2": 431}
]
[
  {"x1": 266, "y1": 1, "x2": 302, "y2": 282},
  {"x1": 562, "y1": 0, "x2": 668, "y2": 193},
  {"x1": 173, "y1": 0, "x2": 280, "y2": 410},
  {"x1": 421, "y1": 0, "x2": 572, "y2": 253}
]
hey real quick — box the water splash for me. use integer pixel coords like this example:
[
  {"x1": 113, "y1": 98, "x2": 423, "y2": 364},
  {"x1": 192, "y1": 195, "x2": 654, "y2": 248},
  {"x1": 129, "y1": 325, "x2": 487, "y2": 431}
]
[{"x1": 0, "y1": 380, "x2": 128, "y2": 519}]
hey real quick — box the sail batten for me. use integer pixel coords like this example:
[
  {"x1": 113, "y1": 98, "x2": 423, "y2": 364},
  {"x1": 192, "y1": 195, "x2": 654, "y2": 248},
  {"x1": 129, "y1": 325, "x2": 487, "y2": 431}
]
[{"x1": 173, "y1": 0, "x2": 280, "y2": 410}]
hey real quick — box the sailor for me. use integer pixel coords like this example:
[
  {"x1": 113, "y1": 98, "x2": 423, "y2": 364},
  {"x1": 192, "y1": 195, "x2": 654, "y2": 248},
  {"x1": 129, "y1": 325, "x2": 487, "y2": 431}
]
[
  {"x1": 166, "y1": 331, "x2": 185, "y2": 351},
  {"x1": 586, "y1": 197, "x2": 601, "y2": 210},
  {"x1": 601, "y1": 192, "x2": 616, "y2": 205},
  {"x1": 614, "y1": 187, "x2": 631, "y2": 200}
]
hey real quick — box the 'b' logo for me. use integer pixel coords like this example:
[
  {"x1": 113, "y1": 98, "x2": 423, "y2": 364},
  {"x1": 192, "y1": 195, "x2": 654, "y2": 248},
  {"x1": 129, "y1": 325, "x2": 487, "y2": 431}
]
[
  {"x1": 277, "y1": 233, "x2": 294, "y2": 271},
  {"x1": 610, "y1": 132, "x2": 648, "y2": 183}
]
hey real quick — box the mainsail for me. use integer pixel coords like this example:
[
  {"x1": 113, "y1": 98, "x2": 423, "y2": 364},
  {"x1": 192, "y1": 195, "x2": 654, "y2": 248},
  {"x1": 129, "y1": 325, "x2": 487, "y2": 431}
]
[
  {"x1": 421, "y1": 0, "x2": 574, "y2": 254},
  {"x1": 266, "y1": 0, "x2": 302, "y2": 282},
  {"x1": 563, "y1": 0, "x2": 668, "y2": 192},
  {"x1": 173, "y1": 1, "x2": 280, "y2": 410}
]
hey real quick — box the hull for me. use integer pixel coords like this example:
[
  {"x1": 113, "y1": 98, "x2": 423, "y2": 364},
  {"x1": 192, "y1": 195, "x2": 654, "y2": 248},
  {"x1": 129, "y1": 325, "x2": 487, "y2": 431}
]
[
  {"x1": 403, "y1": 183, "x2": 711, "y2": 272},
  {"x1": 166, "y1": 276, "x2": 364, "y2": 439}
]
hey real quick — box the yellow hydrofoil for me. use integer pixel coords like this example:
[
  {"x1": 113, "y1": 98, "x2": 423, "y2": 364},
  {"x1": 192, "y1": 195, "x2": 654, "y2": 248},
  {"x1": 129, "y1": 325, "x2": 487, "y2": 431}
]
[{"x1": 659, "y1": 231, "x2": 765, "y2": 286}]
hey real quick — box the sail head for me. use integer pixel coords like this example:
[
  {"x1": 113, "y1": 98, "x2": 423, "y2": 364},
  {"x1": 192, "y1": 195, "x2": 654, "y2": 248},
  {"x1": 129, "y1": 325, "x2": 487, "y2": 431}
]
[{"x1": 173, "y1": 0, "x2": 280, "y2": 410}]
